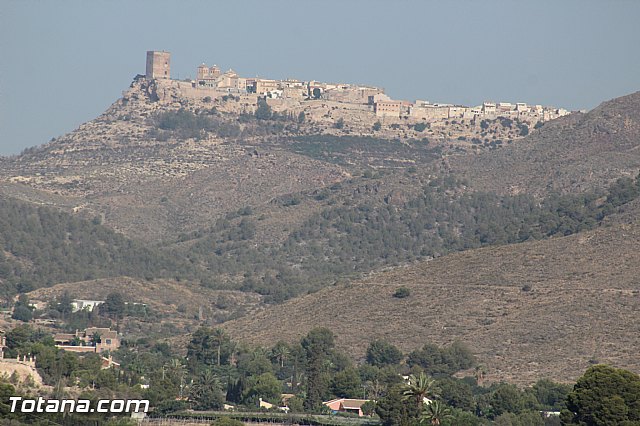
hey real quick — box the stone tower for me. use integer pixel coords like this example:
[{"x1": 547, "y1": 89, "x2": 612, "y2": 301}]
[{"x1": 146, "y1": 51, "x2": 171, "y2": 80}]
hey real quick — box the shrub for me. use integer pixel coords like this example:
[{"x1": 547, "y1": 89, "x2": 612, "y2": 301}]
[
  {"x1": 414, "y1": 122, "x2": 428, "y2": 132},
  {"x1": 518, "y1": 123, "x2": 530, "y2": 136},
  {"x1": 393, "y1": 287, "x2": 411, "y2": 298},
  {"x1": 12, "y1": 305, "x2": 33, "y2": 322}
]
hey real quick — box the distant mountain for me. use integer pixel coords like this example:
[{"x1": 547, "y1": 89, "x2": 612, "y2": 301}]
[
  {"x1": 451, "y1": 91, "x2": 640, "y2": 196},
  {"x1": 223, "y1": 219, "x2": 640, "y2": 385}
]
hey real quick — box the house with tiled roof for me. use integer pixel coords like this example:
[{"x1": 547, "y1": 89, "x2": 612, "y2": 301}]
[{"x1": 323, "y1": 398, "x2": 371, "y2": 417}]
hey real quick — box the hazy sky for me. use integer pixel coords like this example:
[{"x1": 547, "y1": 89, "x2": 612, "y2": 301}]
[{"x1": 1, "y1": 0, "x2": 639, "y2": 155}]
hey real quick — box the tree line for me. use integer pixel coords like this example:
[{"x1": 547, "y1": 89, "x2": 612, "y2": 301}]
[{"x1": 3, "y1": 325, "x2": 639, "y2": 425}]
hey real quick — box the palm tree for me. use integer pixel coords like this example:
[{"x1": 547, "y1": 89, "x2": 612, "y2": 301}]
[
  {"x1": 227, "y1": 340, "x2": 238, "y2": 366},
  {"x1": 189, "y1": 369, "x2": 222, "y2": 409},
  {"x1": 252, "y1": 346, "x2": 270, "y2": 358},
  {"x1": 211, "y1": 328, "x2": 227, "y2": 366},
  {"x1": 271, "y1": 342, "x2": 290, "y2": 368},
  {"x1": 420, "y1": 401, "x2": 452, "y2": 426},
  {"x1": 167, "y1": 358, "x2": 185, "y2": 381},
  {"x1": 402, "y1": 373, "x2": 440, "y2": 409}
]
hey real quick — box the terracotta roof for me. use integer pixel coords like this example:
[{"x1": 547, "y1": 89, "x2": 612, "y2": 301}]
[
  {"x1": 340, "y1": 399, "x2": 369, "y2": 409},
  {"x1": 323, "y1": 398, "x2": 370, "y2": 409}
]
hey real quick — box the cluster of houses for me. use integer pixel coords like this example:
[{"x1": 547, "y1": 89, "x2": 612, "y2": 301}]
[
  {"x1": 195, "y1": 62, "x2": 383, "y2": 104},
  {"x1": 192, "y1": 57, "x2": 569, "y2": 123},
  {"x1": 147, "y1": 51, "x2": 570, "y2": 126},
  {"x1": 374, "y1": 97, "x2": 570, "y2": 122}
]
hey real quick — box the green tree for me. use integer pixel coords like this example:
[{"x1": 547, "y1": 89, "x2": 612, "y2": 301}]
[
  {"x1": 334, "y1": 118, "x2": 345, "y2": 129},
  {"x1": 102, "y1": 292, "x2": 125, "y2": 318},
  {"x1": 242, "y1": 372, "x2": 282, "y2": 405},
  {"x1": 366, "y1": 340, "x2": 403, "y2": 367},
  {"x1": 287, "y1": 396, "x2": 305, "y2": 413},
  {"x1": 55, "y1": 291, "x2": 74, "y2": 317},
  {"x1": 373, "y1": 121, "x2": 382, "y2": 131},
  {"x1": 403, "y1": 373, "x2": 440, "y2": 409},
  {"x1": 255, "y1": 99, "x2": 273, "y2": 120},
  {"x1": 437, "y1": 378, "x2": 476, "y2": 412},
  {"x1": 11, "y1": 305, "x2": 33, "y2": 322},
  {"x1": 530, "y1": 379, "x2": 571, "y2": 411},
  {"x1": 302, "y1": 328, "x2": 335, "y2": 411},
  {"x1": 561, "y1": 364, "x2": 640, "y2": 425},
  {"x1": 12, "y1": 294, "x2": 34, "y2": 322},
  {"x1": 190, "y1": 370, "x2": 224, "y2": 410},
  {"x1": 420, "y1": 401, "x2": 452, "y2": 426},
  {"x1": 271, "y1": 341, "x2": 290, "y2": 368},
  {"x1": 226, "y1": 376, "x2": 246, "y2": 404},
  {"x1": 407, "y1": 342, "x2": 475, "y2": 376},
  {"x1": 490, "y1": 383, "x2": 525, "y2": 417},
  {"x1": 376, "y1": 384, "x2": 421, "y2": 426},
  {"x1": 443, "y1": 408, "x2": 484, "y2": 426},
  {"x1": 414, "y1": 122, "x2": 428, "y2": 132},
  {"x1": 237, "y1": 348, "x2": 273, "y2": 377},
  {"x1": 212, "y1": 328, "x2": 227, "y2": 366},
  {"x1": 331, "y1": 368, "x2": 362, "y2": 398},
  {"x1": 187, "y1": 327, "x2": 232, "y2": 368}
]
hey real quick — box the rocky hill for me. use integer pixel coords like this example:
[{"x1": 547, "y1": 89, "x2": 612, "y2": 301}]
[
  {"x1": 0, "y1": 78, "x2": 534, "y2": 244},
  {"x1": 1, "y1": 78, "x2": 349, "y2": 243}
]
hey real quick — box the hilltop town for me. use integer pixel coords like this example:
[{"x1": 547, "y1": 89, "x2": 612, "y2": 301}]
[{"x1": 145, "y1": 50, "x2": 571, "y2": 146}]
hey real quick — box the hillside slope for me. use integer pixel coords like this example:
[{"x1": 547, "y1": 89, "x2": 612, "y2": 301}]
[
  {"x1": 0, "y1": 196, "x2": 196, "y2": 294},
  {"x1": 451, "y1": 91, "x2": 640, "y2": 196},
  {"x1": 0, "y1": 78, "x2": 348, "y2": 243},
  {"x1": 224, "y1": 221, "x2": 640, "y2": 385}
]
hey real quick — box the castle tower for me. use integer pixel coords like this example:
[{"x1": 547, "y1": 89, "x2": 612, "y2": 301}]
[{"x1": 146, "y1": 51, "x2": 171, "y2": 80}]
